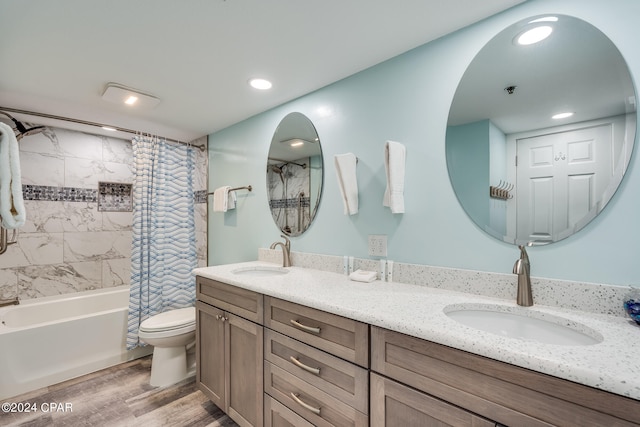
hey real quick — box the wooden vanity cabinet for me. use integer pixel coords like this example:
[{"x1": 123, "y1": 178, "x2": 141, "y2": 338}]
[
  {"x1": 264, "y1": 297, "x2": 369, "y2": 427},
  {"x1": 371, "y1": 326, "x2": 640, "y2": 427},
  {"x1": 195, "y1": 276, "x2": 640, "y2": 427},
  {"x1": 196, "y1": 276, "x2": 264, "y2": 427}
]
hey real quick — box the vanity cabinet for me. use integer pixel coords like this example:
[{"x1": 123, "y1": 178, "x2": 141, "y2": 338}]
[
  {"x1": 195, "y1": 274, "x2": 640, "y2": 427},
  {"x1": 196, "y1": 277, "x2": 264, "y2": 427},
  {"x1": 263, "y1": 297, "x2": 369, "y2": 426},
  {"x1": 371, "y1": 326, "x2": 640, "y2": 427}
]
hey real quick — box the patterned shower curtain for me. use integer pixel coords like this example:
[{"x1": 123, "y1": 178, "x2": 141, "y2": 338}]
[{"x1": 127, "y1": 136, "x2": 197, "y2": 349}]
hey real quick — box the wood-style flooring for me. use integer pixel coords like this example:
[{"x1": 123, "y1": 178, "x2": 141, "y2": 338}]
[{"x1": 0, "y1": 356, "x2": 239, "y2": 427}]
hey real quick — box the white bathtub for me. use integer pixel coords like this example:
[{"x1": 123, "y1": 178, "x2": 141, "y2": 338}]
[{"x1": 0, "y1": 285, "x2": 152, "y2": 399}]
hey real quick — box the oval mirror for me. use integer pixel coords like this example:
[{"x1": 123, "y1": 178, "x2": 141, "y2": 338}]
[
  {"x1": 446, "y1": 15, "x2": 636, "y2": 245},
  {"x1": 267, "y1": 112, "x2": 324, "y2": 236}
]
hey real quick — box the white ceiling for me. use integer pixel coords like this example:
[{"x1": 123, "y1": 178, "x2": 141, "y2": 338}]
[{"x1": 0, "y1": 0, "x2": 525, "y2": 142}]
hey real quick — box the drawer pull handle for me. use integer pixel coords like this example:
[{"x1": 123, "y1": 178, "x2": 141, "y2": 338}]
[
  {"x1": 290, "y1": 356, "x2": 321, "y2": 375},
  {"x1": 290, "y1": 393, "x2": 321, "y2": 415},
  {"x1": 290, "y1": 319, "x2": 321, "y2": 334}
]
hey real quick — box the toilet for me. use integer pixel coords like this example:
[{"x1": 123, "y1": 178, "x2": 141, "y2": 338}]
[{"x1": 138, "y1": 306, "x2": 196, "y2": 387}]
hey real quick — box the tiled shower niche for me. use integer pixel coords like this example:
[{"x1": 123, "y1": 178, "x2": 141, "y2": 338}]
[{"x1": 98, "y1": 182, "x2": 133, "y2": 212}]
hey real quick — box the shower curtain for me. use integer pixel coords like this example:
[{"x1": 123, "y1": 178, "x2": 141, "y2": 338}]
[{"x1": 127, "y1": 136, "x2": 197, "y2": 349}]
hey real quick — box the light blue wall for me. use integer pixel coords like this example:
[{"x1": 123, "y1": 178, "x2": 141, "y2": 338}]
[
  {"x1": 446, "y1": 120, "x2": 490, "y2": 227},
  {"x1": 209, "y1": 0, "x2": 640, "y2": 286}
]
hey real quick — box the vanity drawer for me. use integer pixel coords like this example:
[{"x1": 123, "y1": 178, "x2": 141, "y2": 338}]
[
  {"x1": 264, "y1": 297, "x2": 369, "y2": 367},
  {"x1": 264, "y1": 361, "x2": 368, "y2": 427},
  {"x1": 196, "y1": 275, "x2": 263, "y2": 323},
  {"x1": 265, "y1": 329, "x2": 368, "y2": 414},
  {"x1": 371, "y1": 326, "x2": 640, "y2": 427},
  {"x1": 264, "y1": 394, "x2": 314, "y2": 427}
]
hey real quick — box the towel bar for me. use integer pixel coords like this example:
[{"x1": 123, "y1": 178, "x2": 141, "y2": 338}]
[
  {"x1": 206, "y1": 185, "x2": 252, "y2": 196},
  {"x1": 0, "y1": 224, "x2": 18, "y2": 255}
]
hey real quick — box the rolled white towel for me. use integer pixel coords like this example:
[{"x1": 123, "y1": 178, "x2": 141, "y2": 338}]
[
  {"x1": 212, "y1": 186, "x2": 231, "y2": 212},
  {"x1": 334, "y1": 153, "x2": 358, "y2": 215},
  {"x1": 0, "y1": 122, "x2": 26, "y2": 228},
  {"x1": 383, "y1": 140, "x2": 406, "y2": 214}
]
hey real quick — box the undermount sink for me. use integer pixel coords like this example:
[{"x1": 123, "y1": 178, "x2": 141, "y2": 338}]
[
  {"x1": 231, "y1": 266, "x2": 290, "y2": 277},
  {"x1": 444, "y1": 304, "x2": 603, "y2": 346}
]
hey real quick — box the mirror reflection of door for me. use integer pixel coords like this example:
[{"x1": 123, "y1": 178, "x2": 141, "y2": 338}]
[
  {"x1": 514, "y1": 123, "x2": 613, "y2": 242},
  {"x1": 446, "y1": 14, "x2": 636, "y2": 245}
]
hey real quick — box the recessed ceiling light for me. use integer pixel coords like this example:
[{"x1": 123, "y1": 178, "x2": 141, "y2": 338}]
[
  {"x1": 517, "y1": 25, "x2": 553, "y2": 45},
  {"x1": 101, "y1": 126, "x2": 117, "y2": 131},
  {"x1": 552, "y1": 112, "x2": 574, "y2": 120},
  {"x1": 249, "y1": 78, "x2": 272, "y2": 90},
  {"x1": 101, "y1": 83, "x2": 160, "y2": 108}
]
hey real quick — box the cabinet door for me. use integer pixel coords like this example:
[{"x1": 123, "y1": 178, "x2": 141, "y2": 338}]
[
  {"x1": 196, "y1": 301, "x2": 226, "y2": 410},
  {"x1": 371, "y1": 373, "x2": 494, "y2": 427},
  {"x1": 227, "y1": 312, "x2": 264, "y2": 427}
]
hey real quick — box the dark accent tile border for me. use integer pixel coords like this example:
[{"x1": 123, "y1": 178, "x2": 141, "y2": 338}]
[
  {"x1": 23, "y1": 185, "x2": 98, "y2": 202},
  {"x1": 23, "y1": 185, "x2": 209, "y2": 204},
  {"x1": 194, "y1": 190, "x2": 207, "y2": 204},
  {"x1": 269, "y1": 197, "x2": 310, "y2": 209}
]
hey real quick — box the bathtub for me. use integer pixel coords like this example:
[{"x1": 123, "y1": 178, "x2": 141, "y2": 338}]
[{"x1": 0, "y1": 285, "x2": 152, "y2": 400}]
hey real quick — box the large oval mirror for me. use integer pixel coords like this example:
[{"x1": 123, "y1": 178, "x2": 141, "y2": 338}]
[
  {"x1": 267, "y1": 112, "x2": 324, "y2": 236},
  {"x1": 446, "y1": 15, "x2": 636, "y2": 245}
]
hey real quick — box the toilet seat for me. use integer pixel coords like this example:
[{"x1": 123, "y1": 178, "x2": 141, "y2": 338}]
[{"x1": 139, "y1": 307, "x2": 195, "y2": 334}]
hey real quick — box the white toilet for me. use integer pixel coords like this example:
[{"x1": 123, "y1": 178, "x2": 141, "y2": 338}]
[{"x1": 138, "y1": 306, "x2": 196, "y2": 387}]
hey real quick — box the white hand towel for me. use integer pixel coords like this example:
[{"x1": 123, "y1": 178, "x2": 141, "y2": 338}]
[
  {"x1": 227, "y1": 190, "x2": 237, "y2": 210},
  {"x1": 334, "y1": 153, "x2": 358, "y2": 215},
  {"x1": 212, "y1": 186, "x2": 231, "y2": 212},
  {"x1": 383, "y1": 140, "x2": 406, "y2": 214},
  {"x1": 349, "y1": 269, "x2": 377, "y2": 283},
  {"x1": 0, "y1": 122, "x2": 26, "y2": 228}
]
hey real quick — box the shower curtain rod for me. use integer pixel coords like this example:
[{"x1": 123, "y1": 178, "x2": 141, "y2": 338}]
[{"x1": 0, "y1": 106, "x2": 206, "y2": 151}]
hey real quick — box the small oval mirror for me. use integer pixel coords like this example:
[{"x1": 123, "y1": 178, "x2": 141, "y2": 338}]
[
  {"x1": 446, "y1": 15, "x2": 636, "y2": 245},
  {"x1": 267, "y1": 112, "x2": 323, "y2": 236}
]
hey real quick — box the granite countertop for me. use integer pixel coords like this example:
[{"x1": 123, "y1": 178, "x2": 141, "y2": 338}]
[{"x1": 194, "y1": 261, "x2": 640, "y2": 400}]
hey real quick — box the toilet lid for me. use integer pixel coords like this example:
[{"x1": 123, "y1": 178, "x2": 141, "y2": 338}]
[{"x1": 139, "y1": 307, "x2": 195, "y2": 332}]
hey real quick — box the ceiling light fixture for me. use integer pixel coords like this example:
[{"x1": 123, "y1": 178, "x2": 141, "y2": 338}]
[
  {"x1": 101, "y1": 126, "x2": 117, "y2": 131},
  {"x1": 552, "y1": 112, "x2": 574, "y2": 120},
  {"x1": 248, "y1": 78, "x2": 272, "y2": 90},
  {"x1": 101, "y1": 83, "x2": 160, "y2": 108},
  {"x1": 529, "y1": 16, "x2": 558, "y2": 23},
  {"x1": 281, "y1": 138, "x2": 313, "y2": 147},
  {"x1": 517, "y1": 25, "x2": 553, "y2": 45}
]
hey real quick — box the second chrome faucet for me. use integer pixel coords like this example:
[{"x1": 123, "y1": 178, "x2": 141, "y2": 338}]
[
  {"x1": 270, "y1": 235, "x2": 291, "y2": 267},
  {"x1": 513, "y1": 244, "x2": 533, "y2": 306}
]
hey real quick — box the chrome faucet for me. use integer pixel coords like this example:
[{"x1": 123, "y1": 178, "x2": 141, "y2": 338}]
[
  {"x1": 270, "y1": 235, "x2": 291, "y2": 267},
  {"x1": 513, "y1": 244, "x2": 533, "y2": 306}
]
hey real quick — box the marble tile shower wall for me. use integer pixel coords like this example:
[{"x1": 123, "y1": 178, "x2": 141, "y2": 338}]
[
  {"x1": 0, "y1": 128, "x2": 208, "y2": 300},
  {"x1": 267, "y1": 157, "x2": 311, "y2": 235}
]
